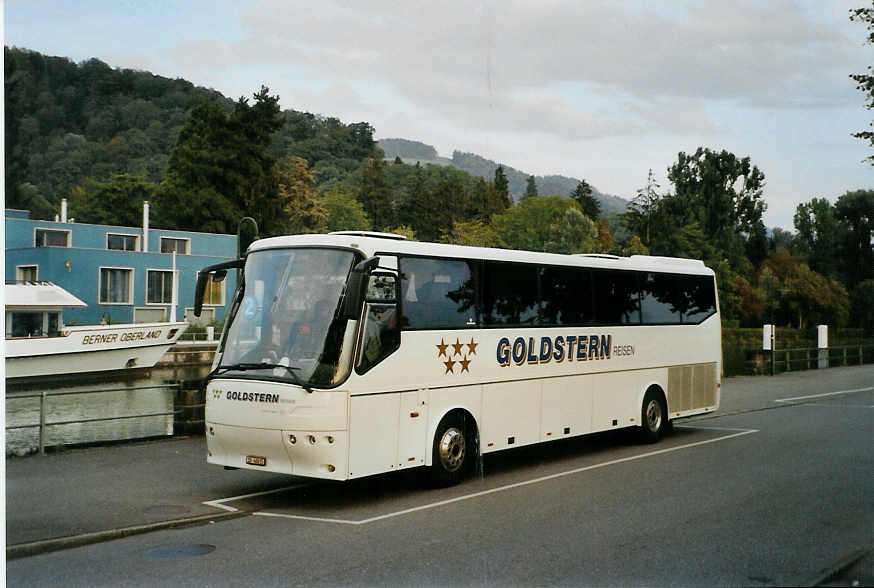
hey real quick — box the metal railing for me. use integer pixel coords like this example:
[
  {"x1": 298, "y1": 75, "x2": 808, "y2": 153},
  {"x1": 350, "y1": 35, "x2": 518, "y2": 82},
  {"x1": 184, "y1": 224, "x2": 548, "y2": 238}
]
[
  {"x1": 6, "y1": 383, "x2": 180, "y2": 455},
  {"x1": 733, "y1": 343, "x2": 874, "y2": 376},
  {"x1": 178, "y1": 328, "x2": 222, "y2": 343}
]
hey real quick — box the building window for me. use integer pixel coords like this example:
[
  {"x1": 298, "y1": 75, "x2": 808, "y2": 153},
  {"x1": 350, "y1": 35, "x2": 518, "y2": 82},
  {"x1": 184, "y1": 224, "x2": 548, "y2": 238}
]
[
  {"x1": 99, "y1": 268, "x2": 133, "y2": 304},
  {"x1": 107, "y1": 233, "x2": 139, "y2": 251},
  {"x1": 16, "y1": 265, "x2": 39, "y2": 283},
  {"x1": 147, "y1": 270, "x2": 174, "y2": 304},
  {"x1": 35, "y1": 228, "x2": 70, "y2": 248},
  {"x1": 200, "y1": 274, "x2": 225, "y2": 306},
  {"x1": 160, "y1": 237, "x2": 189, "y2": 254}
]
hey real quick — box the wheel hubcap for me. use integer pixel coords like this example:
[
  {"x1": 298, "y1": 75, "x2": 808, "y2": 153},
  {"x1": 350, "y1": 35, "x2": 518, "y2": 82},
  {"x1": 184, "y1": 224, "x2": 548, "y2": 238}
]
[
  {"x1": 646, "y1": 399, "x2": 662, "y2": 431},
  {"x1": 438, "y1": 427, "x2": 465, "y2": 472}
]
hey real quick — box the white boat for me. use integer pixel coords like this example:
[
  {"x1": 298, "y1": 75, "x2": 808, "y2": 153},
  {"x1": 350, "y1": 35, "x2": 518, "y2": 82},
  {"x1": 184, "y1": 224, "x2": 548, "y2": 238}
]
[{"x1": 5, "y1": 282, "x2": 188, "y2": 379}]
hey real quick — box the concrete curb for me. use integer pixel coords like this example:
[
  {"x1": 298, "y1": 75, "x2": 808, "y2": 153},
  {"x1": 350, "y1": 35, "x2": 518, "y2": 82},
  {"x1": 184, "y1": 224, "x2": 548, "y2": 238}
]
[{"x1": 6, "y1": 510, "x2": 248, "y2": 560}]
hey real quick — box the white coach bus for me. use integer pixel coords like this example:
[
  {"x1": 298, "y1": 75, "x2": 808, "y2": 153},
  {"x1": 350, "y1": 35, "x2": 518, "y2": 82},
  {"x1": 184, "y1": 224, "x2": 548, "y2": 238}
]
[{"x1": 195, "y1": 232, "x2": 721, "y2": 486}]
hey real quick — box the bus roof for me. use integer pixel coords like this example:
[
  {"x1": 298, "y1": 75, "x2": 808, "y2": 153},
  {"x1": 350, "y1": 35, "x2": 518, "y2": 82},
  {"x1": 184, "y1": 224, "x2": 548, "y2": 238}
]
[{"x1": 248, "y1": 234, "x2": 714, "y2": 276}]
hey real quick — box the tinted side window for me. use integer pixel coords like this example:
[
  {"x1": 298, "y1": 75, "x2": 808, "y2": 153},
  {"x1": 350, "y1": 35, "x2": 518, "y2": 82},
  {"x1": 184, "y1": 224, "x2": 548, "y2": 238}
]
[
  {"x1": 400, "y1": 257, "x2": 476, "y2": 329},
  {"x1": 593, "y1": 270, "x2": 641, "y2": 325},
  {"x1": 540, "y1": 265, "x2": 594, "y2": 326},
  {"x1": 641, "y1": 272, "x2": 683, "y2": 324},
  {"x1": 680, "y1": 275, "x2": 716, "y2": 323},
  {"x1": 482, "y1": 261, "x2": 539, "y2": 326}
]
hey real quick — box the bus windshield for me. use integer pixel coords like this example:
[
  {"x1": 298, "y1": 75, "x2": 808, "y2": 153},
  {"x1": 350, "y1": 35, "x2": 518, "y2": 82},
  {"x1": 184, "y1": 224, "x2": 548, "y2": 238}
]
[{"x1": 216, "y1": 248, "x2": 358, "y2": 387}]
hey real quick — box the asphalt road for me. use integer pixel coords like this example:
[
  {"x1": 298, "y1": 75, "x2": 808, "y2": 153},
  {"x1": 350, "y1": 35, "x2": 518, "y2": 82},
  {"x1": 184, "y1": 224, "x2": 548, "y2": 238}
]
[{"x1": 6, "y1": 365, "x2": 873, "y2": 587}]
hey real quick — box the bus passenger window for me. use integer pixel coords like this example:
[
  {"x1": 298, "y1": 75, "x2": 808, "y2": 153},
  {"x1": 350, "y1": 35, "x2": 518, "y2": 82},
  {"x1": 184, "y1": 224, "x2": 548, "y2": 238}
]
[
  {"x1": 400, "y1": 258, "x2": 475, "y2": 329},
  {"x1": 680, "y1": 275, "x2": 717, "y2": 323},
  {"x1": 641, "y1": 272, "x2": 682, "y2": 324},
  {"x1": 593, "y1": 269, "x2": 641, "y2": 325},
  {"x1": 540, "y1": 265, "x2": 594, "y2": 326},
  {"x1": 482, "y1": 261, "x2": 539, "y2": 326}
]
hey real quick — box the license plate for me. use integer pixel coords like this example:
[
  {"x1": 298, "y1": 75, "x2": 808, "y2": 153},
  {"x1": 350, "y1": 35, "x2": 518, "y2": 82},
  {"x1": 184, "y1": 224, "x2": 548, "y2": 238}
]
[{"x1": 245, "y1": 455, "x2": 267, "y2": 466}]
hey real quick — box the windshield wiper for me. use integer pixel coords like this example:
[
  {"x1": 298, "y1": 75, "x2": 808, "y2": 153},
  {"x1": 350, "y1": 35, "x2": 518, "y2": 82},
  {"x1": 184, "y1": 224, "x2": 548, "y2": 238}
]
[{"x1": 213, "y1": 363, "x2": 313, "y2": 393}]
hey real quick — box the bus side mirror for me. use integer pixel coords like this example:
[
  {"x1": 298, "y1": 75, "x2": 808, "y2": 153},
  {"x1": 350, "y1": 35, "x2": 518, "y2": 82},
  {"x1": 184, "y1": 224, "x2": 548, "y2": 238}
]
[
  {"x1": 194, "y1": 259, "x2": 244, "y2": 317},
  {"x1": 343, "y1": 257, "x2": 380, "y2": 319}
]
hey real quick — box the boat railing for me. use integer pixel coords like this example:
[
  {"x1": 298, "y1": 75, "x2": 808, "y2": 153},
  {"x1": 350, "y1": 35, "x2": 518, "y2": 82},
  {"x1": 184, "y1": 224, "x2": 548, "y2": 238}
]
[
  {"x1": 5, "y1": 279, "x2": 56, "y2": 286},
  {"x1": 6, "y1": 383, "x2": 181, "y2": 455}
]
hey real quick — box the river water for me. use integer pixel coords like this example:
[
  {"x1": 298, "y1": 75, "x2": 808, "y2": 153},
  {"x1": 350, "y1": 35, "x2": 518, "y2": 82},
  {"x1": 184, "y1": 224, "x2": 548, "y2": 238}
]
[{"x1": 5, "y1": 364, "x2": 209, "y2": 457}]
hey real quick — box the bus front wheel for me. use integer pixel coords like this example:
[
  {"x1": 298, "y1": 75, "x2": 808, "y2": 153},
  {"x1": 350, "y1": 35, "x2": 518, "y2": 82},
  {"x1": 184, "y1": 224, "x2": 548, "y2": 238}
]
[
  {"x1": 640, "y1": 389, "x2": 667, "y2": 443},
  {"x1": 428, "y1": 414, "x2": 474, "y2": 487}
]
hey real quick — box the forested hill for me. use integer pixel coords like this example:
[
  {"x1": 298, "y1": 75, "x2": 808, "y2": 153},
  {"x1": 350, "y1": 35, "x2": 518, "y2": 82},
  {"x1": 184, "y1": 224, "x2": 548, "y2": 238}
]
[
  {"x1": 378, "y1": 138, "x2": 629, "y2": 214},
  {"x1": 4, "y1": 46, "x2": 382, "y2": 220}
]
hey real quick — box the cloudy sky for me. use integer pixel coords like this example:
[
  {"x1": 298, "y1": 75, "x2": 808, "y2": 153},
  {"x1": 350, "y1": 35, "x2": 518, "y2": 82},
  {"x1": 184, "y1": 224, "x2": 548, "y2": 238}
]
[{"x1": 5, "y1": 0, "x2": 873, "y2": 229}]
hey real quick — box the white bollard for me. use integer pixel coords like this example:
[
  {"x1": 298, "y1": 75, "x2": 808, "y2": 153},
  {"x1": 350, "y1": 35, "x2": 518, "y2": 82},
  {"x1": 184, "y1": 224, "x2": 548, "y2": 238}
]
[
  {"x1": 207, "y1": 326, "x2": 215, "y2": 341},
  {"x1": 817, "y1": 325, "x2": 828, "y2": 369}
]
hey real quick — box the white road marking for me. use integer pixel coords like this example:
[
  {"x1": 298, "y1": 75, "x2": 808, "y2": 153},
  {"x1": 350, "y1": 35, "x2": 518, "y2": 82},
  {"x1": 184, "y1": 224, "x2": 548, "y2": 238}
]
[
  {"x1": 241, "y1": 426, "x2": 758, "y2": 526},
  {"x1": 774, "y1": 386, "x2": 874, "y2": 404},
  {"x1": 796, "y1": 403, "x2": 874, "y2": 409},
  {"x1": 202, "y1": 483, "x2": 311, "y2": 512}
]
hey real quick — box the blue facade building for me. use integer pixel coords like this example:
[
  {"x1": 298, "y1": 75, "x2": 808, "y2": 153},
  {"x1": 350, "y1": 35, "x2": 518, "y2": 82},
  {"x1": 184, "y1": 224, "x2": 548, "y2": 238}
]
[{"x1": 5, "y1": 202, "x2": 238, "y2": 326}]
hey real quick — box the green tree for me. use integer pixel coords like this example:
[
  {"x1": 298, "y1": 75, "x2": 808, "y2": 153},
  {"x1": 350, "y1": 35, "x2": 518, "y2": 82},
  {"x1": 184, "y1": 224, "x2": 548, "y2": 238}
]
[
  {"x1": 850, "y1": 279, "x2": 874, "y2": 334},
  {"x1": 321, "y1": 185, "x2": 371, "y2": 231},
  {"x1": 622, "y1": 234, "x2": 650, "y2": 256},
  {"x1": 469, "y1": 176, "x2": 506, "y2": 221},
  {"x1": 276, "y1": 155, "x2": 326, "y2": 234},
  {"x1": 494, "y1": 166, "x2": 511, "y2": 208},
  {"x1": 443, "y1": 219, "x2": 499, "y2": 247},
  {"x1": 396, "y1": 162, "x2": 425, "y2": 229},
  {"x1": 14, "y1": 182, "x2": 55, "y2": 221},
  {"x1": 646, "y1": 148, "x2": 766, "y2": 269},
  {"x1": 523, "y1": 175, "x2": 538, "y2": 199},
  {"x1": 734, "y1": 275, "x2": 766, "y2": 326},
  {"x1": 783, "y1": 263, "x2": 849, "y2": 328},
  {"x1": 793, "y1": 197, "x2": 841, "y2": 276},
  {"x1": 624, "y1": 168, "x2": 662, "y2": 247},
  {"x1": 70, "y1": 174, "x2": 158, "y2": 226},
  {"x1": 159, "y1": 87, "x2": 284, "y2": 233},
  {"x1": 492, "y1": 196, "x2": 578, "y2": 252},
  {"x1": 769, "y1": 227, "x2": 796, "y2": 251},
  {"x1": 386, "y1": 224, "x2": 417, "y2": 240},
  {"x1": 834, "y1": 189, "x2": 874, "y2": 287},
  {"x1": 850, "y1": 4, "x2": 874, "y2": 163},
  {"x1": 667, "y1": 147, "x2": 765, "y2": 243},
  {"x1": 357, "y1": 158, "x2": 393, "y2": 230},
  {"x1": 570, "y1": 179, "x2": 600, "y2": 220},
  {"x1": 544, "y1": 207, "x2": 598, "y2": 254}
]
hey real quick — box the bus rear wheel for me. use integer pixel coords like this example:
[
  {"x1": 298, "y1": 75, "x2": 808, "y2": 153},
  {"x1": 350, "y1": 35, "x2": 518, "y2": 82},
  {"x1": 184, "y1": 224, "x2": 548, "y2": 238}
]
[
  {"x1": 428, "y1": 414, "x2": 474, "y2": 487},
  {"x1": 640, "y1": 389, "x2": 667, "y2": 443}
]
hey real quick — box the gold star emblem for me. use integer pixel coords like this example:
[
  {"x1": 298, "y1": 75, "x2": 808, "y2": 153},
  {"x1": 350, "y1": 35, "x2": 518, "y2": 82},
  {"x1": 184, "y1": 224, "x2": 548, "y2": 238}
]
[
  {"x1": 436, "y1": 338, "x2": 449, "y2": 357},
  {"x1": 459, "y1": 355, "x2": 471, "y2": 373},
  {"x1": 466, "y1": 338, "x2": 478, "y2": 355},
  {"x1": 452, "y1": 338, "x2": 464, "y2": 356},
  {"x1": 443, "y1": 358, "x2": 455, "y2": 374}
]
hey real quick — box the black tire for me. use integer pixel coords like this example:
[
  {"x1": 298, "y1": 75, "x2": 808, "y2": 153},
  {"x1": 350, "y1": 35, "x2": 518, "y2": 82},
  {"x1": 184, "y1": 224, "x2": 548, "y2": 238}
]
[
  {"x1": 428, "y1": 414, "x2": 475, "y2": 487},
  {"x1": 640, "y1": 388, "x2": 667, "y2": 443}
]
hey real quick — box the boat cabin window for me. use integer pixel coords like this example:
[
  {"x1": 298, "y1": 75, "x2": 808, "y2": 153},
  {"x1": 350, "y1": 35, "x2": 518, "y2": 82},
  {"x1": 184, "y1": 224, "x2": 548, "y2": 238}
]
[{"x1": 6, "y1": 311, "x2": 61, "y2": 338}]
